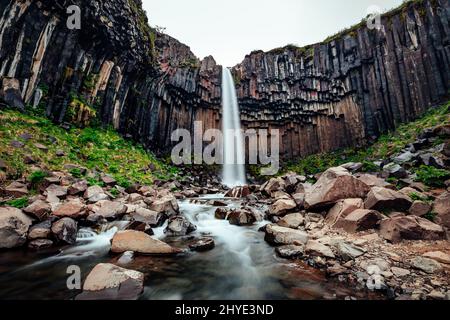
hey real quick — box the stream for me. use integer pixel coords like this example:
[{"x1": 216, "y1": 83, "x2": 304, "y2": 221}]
[{"x1": 0, "y1": 195, "x2": 376, "y2": 300}]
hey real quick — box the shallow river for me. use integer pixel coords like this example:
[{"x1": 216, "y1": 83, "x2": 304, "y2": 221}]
[{"x1": 0, "y1": 195, "x2": 377, "y2": 300}]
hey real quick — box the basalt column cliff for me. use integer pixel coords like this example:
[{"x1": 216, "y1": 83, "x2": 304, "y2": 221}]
[
  {"x1": 0, "y1": 0, "x2": 449, "y2": 161},
  {"x1": 0, "y1": 0, "x2": 221, "y2": 155},
  {"x1": 233, "y1": 0, "x2": 450, "y2": 159}
]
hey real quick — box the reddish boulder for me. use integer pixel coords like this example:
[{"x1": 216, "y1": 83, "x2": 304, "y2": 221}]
[
  {"x1": 111, "y1": 230, "x2": 181, "y2": 255},
  {"x1": 68, "y1": 180, "x2": 88, "y2": 195},
  {"x1": 356, "y1": 174, "x2": 392, "y2": 188},
  {"x1": 215, "y1": 207, "x2": 229, "y2": 220},
  {"x1": 2, "y1": 181, "x2": 28, "y2": 197},
  {"x1": 364, "y1": 187, "x2": 413, "y2": 212},
  {"x1": 28, "y1": 220, "x2": 52, "y2": 240},
  {"x1": 408, "y1": 201, "x2": 431, "y2": 217},
  {"x1": 126, "y1": 221, "x2": 154, "y2": 235},
  {"x1": 325, "y1": 198, "x2": 364, "y2": 228},
  {"x1": 148, "y1": 195, "x2": 179, "y2": 216},
  {"x1": 28, "y1": 239, "x2": 53, "y2": 250},
  {"x1": 339, "y1": 209, "x2": 383, "y2": 233},
  {"x1": 305, "y1": 240, "x2": 335, "y2": 259},
  {"x1": 164, "y1": 216, "x2": 197, "y2": 236},
  {"x1": 51, "y1": 217, "x2": 78, "y2": 244},
  {"x1": 53, "y1": 198, "x2": 86, "y2": 219},
  {"x1": 0, "y1": 207, "x2": 32, "y2": 248},
  {"x1": 101, "y1": 175, "x2": 116, "y2": 186},
  {"x1": 433, "y1": 124, "x2": 450, "y2": 137},
  {"x1": 189, "y1": 238, "x2": 215, "y2": 252},
  {"x1": 292, "y1": 193, "x2": 305, "y2": 207},
  {"x1": 46, "y1": 184, "x2": 68, "y2": 199},
  {"x1": 261, "y1": 177, "x2": 285, "y2": 196},
  {"x1": 305, "y1": 167, "x2": 370, "y2": 210},
  {"x1": 433, "y1": 192, "x2": 450, "y2": 228},
  {"x1": 131, "y1": 207, "x2": 164, "y2": 227},
  {"x1": 225, "y1": 185, "x2": 250, "y2": 198},
  {"x1": 90, "y1": 200, "x2": 127, "y2": 220},
  {"x1": 269, "y1": 198, "x2": 297, "y2": 216},
  {"x1": 23, "y1": 199, "x2": 51, "y2": 221},
  {"x1": 84, "y1": 185, "x2": 109, "y2": 203},
  {"x1": 379, "y1": 216, "x2": 446, "y2": 243},
  {"x1": 228, "y1": 209, "x2": 256, "y2": 226},
  {"x1": 264, "y1": 224, "x2": 309, "y2": 245},
  {"x1": 76, "y1": 263, "x2": 144, "y2": 300},
  {"x1": 277, "y1": 213, "x2": 305, "y2": 229}
]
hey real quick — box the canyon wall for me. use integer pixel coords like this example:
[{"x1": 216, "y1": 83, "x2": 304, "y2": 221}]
[
  {"x1": 0, "y1": 0, "x2": 449, "y2": 162},
  {"x1": 234, "y1": 0, "x2": 450, "y2": 159},
  {"x1": 0, "y1": 0, "x2": 221, "y2": 155}
]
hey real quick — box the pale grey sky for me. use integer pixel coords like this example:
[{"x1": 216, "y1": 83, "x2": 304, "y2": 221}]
[{"x1": 143, "y1": 0, "x2": 403, "y2": 67}]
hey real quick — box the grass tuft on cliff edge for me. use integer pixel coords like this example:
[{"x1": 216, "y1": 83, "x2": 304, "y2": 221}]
[{"x1": 0, "y1": 108, "x2": 177, "y2": 186}]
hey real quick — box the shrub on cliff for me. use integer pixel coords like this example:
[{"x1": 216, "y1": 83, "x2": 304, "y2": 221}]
[{"x1": 414, "y1": 166, "x2": 450, "y2": 188}]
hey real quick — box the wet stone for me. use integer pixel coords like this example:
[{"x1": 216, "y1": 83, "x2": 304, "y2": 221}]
[{"x1": 189, "y1": 238, "x2": 215, "y2": 252}]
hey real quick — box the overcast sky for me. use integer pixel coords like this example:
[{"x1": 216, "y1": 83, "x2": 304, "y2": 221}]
[{"x1": 142, "y1": 0, "x2": 403, "y2": 67}]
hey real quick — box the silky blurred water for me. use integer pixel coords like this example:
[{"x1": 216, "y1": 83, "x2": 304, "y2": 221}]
[{"x1": 0, "y1": 196, "x2": 378, "y2": 300}]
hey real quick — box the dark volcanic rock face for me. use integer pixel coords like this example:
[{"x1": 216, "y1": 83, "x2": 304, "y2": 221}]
[
  {"x1": 233, "y1": 0, "x2": 450, "y2": 159},
  {"x1": 0, "y1": 0, "x2": 449, "y2": 161},
  {"x1": 0, "y1": 0, "x2": 221, "y2": 155}
]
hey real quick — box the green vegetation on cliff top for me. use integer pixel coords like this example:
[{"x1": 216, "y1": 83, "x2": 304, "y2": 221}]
[{"x1": 0, "y1": 108, "x2": 177, "y2": 187}]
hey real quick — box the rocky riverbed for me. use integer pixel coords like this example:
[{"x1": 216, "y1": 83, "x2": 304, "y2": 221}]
[{"x1": 1, "y1": 123, "x2": 450, "y2": 300}]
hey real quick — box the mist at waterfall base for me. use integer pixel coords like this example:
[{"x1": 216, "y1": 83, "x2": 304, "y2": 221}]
[{"x1": 221, "y1": 67, "x2": 246, "y2": 187}]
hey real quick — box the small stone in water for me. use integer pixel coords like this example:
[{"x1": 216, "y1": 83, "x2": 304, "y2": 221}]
[
  {"x1": 189, "y1": 238, "x2": 215, "y2": 252},
  {"x1": 117, "y1": 251, "x2": 135, "y2": 265}
]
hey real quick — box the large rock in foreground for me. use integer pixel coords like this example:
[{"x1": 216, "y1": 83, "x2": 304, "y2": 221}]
[
  {"x1": 264, "y1": 224, "x2": 309, "y2": 245},
  {"x1": 379, "y1": 216, "x2": 446, "y2": 243},
  {"x1": 76, "y1": 263, "x2": 144, "y2": 300},
  {"x1": 305, "y1": 167, "x2": 370, "y2": 210},
  {"x1": 111, "y1": 230, "x2": 181, "y2": 255},
  {"x1": 0, "y1": 207, "x2": 32, "y2": 248}
]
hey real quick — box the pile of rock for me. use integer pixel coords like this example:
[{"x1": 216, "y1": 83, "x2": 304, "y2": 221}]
[
  {"x1": 236, "y1": 125, "x2": 450, "y2": 300},
  {"x1": 0, "y1": 170, "x2": 187, "y2": 252},
  {"x1": 246, "y1": 142, "x2": 450, "y2": 300}
]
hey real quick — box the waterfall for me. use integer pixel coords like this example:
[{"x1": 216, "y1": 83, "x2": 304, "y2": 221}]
[{"x1": 221, "y1": 67, "x2": 246, "y2": 187}]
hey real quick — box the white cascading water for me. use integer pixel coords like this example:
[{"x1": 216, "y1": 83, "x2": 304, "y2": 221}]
[{"x1": 221, "y1": 67, "x2": 246, "y2": 187}]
